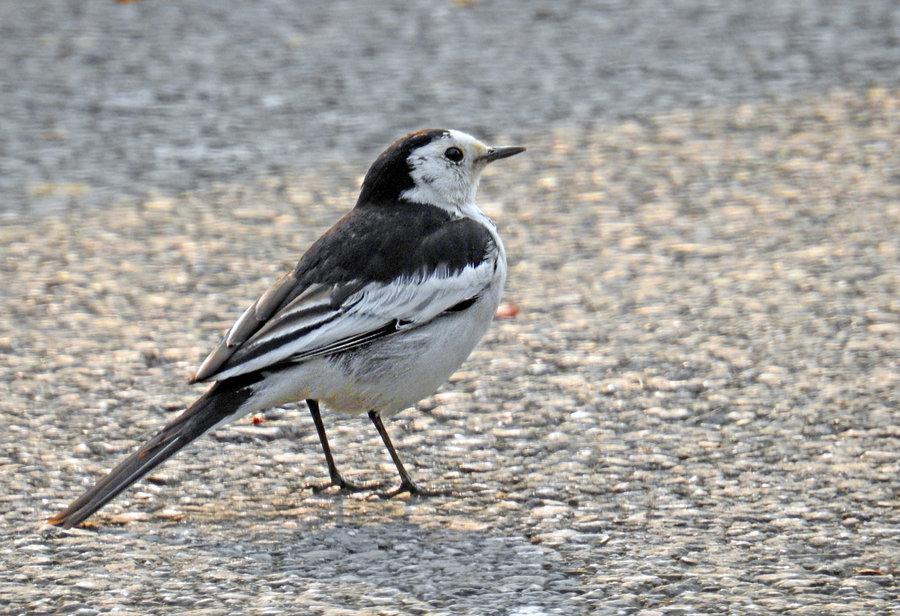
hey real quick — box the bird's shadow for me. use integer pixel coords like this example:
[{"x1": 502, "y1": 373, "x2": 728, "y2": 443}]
[{"x1": 36, "y1": 499, "x2": 586, "y2": 614}]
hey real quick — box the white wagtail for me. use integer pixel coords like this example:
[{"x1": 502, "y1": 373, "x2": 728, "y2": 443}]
[{"x1": 49, "y1": 129, "x2": 524, "y2": 528}]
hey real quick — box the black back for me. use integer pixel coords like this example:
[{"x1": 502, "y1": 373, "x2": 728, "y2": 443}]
[{"x1": 295, "y1": 204, "x2": 494, "y2": 287}]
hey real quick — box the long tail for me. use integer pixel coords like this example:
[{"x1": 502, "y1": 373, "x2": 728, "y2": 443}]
[{"x1": 48, "y1": 373, "x2": 263, "y2": 529}]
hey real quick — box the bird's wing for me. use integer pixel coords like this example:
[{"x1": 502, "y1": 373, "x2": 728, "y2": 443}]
[
  {"x1": 191, "y1": 211, "x2": 499, "y2": 383},
  {"x1": 193, "y1": 262, "x2": 495, "y2": 383}
]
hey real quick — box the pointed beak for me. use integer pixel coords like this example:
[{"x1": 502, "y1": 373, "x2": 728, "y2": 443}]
[{"x1": 480, "y1": 145, "x2": 526, "y2": 163}]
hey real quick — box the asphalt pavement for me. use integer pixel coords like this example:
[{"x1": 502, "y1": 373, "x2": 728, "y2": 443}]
[
  {"x1": 2, "y1": 2, "x2": 899, "y2": 615},
  {"x1": 2, "y1": 0, "x2": 899, "y2": 214}
]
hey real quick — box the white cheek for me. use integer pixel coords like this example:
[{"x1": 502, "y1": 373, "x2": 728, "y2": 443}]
[
  {"x1": 405, "y1": 160, "x2": 469, "y2": 210},
  {"x1": 435, "y1": 167, "x2": 468, "y2": 203}
]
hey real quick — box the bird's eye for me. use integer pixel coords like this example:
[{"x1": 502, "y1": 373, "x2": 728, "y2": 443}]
[{"x1": 444, "y1": 147, "x2": 464, "y2": 163}]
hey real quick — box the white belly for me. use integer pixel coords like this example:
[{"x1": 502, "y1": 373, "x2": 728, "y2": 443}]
[
  {"x1": 318, "y1": 281, "x2": 502, "y2": 414},
  {"x1": 248, "y1": 279, "x2": 504, "y2": 416}
]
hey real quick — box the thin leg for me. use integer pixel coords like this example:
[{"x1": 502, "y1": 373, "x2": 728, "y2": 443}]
[
  {"x1": 367, "y1": 409, "x2": 426, "y2": 497},
  {"x1": 306, "y1": 399, "x2": 365, "y2": 492}
]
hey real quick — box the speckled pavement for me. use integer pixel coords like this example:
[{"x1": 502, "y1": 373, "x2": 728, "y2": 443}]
[{"x1": 3, "y1": 88, "x2": 899, "y2": 614}]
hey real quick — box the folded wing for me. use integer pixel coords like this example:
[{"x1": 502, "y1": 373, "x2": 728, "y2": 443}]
[
  {"x1": 192, "y1": 262, "x2": 494, "y2": 383},
  {"x1": 191, "y1": 205, "x2": 500, "y2": 384}
]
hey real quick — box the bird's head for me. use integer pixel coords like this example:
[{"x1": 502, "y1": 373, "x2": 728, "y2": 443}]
[{"x1": 357, "y1": 129, "x2": 525, "y2": 216}]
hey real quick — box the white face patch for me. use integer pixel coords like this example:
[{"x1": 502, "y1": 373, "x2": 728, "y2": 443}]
[{"x1": 401, "y1": 130, "x2": 492, "y2": 216}]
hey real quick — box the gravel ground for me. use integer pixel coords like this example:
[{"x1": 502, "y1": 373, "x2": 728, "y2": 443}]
[
  {"x1": 3, "y1": 87, "x2": 899, "y2": 614},
  {"x1": 3, "y1": 0, "x2": 900, "y2": 214},
  {"x1": 3, "y1": 1, "x2": 900, "y2": 614}
]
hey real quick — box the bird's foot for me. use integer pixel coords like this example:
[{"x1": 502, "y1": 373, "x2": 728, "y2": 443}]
[
  {"x1": 308, "y1": 472, "x2": 374, "y2": 494},
  {"x1": 379, "y1": 479, "x2": 450, "y2": 499}
]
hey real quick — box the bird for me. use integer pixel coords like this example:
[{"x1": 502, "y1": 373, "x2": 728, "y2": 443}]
[{"x1": 48, "y1": 128, "x2": 525, "y2": 529}]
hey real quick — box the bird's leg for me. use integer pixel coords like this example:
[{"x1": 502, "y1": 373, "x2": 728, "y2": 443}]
[
  {"x1": 368, "y1": 409, "x2": 438, "y2": 497},
  {"x1": 306, "y1": 399, "x2": 366, "y2": 492}
]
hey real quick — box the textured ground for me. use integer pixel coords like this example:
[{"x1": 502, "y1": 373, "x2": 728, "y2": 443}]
[
  {"x1": 3, "y1": 1, "x2": 900, "y2": 215},
  {"x1": 3, "y1": 88, "x2": 899, "y2": 614},
  {"x1": 3, "y1": 1, "x2": 900, "y2": 615}
]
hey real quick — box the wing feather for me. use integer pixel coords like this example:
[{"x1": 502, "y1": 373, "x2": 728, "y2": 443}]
[
  {"x1": 191, "y1": 204, "x2": 500, "y2": 384},
  {"x1": 206, "y1": 260, "x2": 495, "y2": 381}
]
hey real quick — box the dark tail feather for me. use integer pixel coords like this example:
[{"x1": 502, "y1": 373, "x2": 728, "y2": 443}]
[{"x1": 48, "y1": 374, "x2": 262, "y2": 529}]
